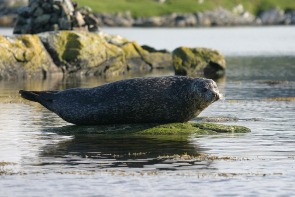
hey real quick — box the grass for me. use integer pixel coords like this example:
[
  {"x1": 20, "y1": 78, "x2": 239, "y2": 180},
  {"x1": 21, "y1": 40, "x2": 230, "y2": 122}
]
[{"x1": 75, "y1": 0, "x2": 295, "y2": 17}]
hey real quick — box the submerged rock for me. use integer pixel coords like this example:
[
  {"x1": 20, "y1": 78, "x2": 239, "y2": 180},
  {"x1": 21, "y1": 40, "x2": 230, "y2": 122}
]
[
  {"x1": 49, "y1": 122, "x2": 251, "y2": 135},
  {"x1": 172, "y1": 47, "x2": 226, "y2": 79}
]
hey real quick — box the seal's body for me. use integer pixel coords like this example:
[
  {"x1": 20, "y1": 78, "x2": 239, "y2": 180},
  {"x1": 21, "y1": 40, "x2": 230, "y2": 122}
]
[{"x1": 19, "y1": 76, "x2": 220, "y2": 125}]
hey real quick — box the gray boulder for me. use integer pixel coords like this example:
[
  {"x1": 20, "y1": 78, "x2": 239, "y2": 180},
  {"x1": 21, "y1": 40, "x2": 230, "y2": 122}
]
[
  {"x1": 284, "y1": 9, "x2": 295, "y2": 25},
  {"x1": 13, "y1": 0, "x2": 101, "y2": 34},
  {"x1": 257, "y1": 8, "x2": 285, "y2": 25}
]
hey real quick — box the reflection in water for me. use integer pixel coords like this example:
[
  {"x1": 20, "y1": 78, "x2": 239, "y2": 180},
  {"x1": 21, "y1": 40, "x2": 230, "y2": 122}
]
[
  {"x1": 1, "y1": 56, "x2": 295, "y2": 171},
  {"x1": 226, "y1": 56, "x2": 295, "y2": 81},
  {"x1": 38, "y1": 125, "x2": 209, "y2": 171},
  {"x1": 0, "y1": 69, "x2": 175, "y2": 96}
]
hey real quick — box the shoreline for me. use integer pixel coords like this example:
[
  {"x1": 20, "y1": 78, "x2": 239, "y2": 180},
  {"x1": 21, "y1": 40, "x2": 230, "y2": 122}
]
[{"x1": 0, "y1": 6, "x2": 294, "y2": 28}]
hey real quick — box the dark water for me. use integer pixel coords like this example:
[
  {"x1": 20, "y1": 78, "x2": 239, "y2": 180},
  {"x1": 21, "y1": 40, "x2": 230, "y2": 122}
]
[{"x1": 1, "y1": 27, "x2": 295, "y2": 196}]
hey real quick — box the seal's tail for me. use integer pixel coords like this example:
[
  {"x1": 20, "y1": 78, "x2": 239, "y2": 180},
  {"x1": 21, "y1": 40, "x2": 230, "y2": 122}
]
[
  {"x1": 19, "y1": 90, "x2": 58, "y2": 103},
  {"x1": 19, "y1": 90, "x2": 41, "y2": 102}
]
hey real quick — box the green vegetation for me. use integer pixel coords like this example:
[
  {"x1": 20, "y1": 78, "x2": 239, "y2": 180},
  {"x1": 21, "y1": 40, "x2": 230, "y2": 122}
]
[
  {"x1": 50, "y1": 122, "x2": 251, "y2": 135},
  {"x1": 75, "y1": 0, "x2": 295, "y2": 17}
]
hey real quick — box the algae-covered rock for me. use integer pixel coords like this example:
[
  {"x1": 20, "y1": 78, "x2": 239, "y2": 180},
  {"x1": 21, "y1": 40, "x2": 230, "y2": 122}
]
[
  {"x1": 102, "y1": 33, "x2": 172, "y2": 70},
  {"x1": 172, "y1": 47, "x2": 226, "y2": 79},
  {"x1": 49, "y1": 122, "x2": 251, "y2": 135},
  {"x1": 0, "y1": 34, "x2": 61, "y2": 80},
  {"x1": 120, "y1": 41, "x2": 152, "y2": 71},
  {"x1": 38, "y1": 31, "x2": 127, "y2": 77},
  {"x1": 0, "y1": 31, "x2": 227, "y2": 80},
  {"x1": 142, "y1": 45, "x2": 173, "y2": 69},
  {"x1": 0, "y1": 30, "x2": 175, "y2": 79}
]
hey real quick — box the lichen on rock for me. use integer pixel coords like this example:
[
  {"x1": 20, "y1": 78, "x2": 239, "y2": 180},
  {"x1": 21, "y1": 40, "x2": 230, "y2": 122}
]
[
  {"x1": 0, "y1": 30, "x2": 176, "y2": 79},
  {"x1": 38, "y1": 31, "x2": 126, "y2": 77},
  {"x1": 172, "y1": 47, "x2": 226, "y2": 79},
  {"x1": 120, "y1": 41, "x2": 152, "y2": 71},
  {"x1": 102, "y1": 33, "x2": 173, "y2": 71},
  {"x1": 0, "y1": 34, "x2": 61, "y2": 79}
]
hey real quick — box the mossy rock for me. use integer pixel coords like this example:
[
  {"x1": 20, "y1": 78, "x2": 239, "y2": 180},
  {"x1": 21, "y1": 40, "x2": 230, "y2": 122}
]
[
  {"x1": 120, "y1": 41, "x2": 152, "y2": 71},
  {"x1": 142, "y1": 45, "x2": 173, "y2": 69},
  {"x1": 38, "y1": 31, "x2": 127, "y2": 76},
  {"x1": 172, "y1": 47, "x2": 226, "y2": 79},
  {"x1": 0, "y1": 34, "x2": 60, "y2": 79},
  {"x1": 100, "y1": 33, "x2": 153, "y2": 71},
  {"x1": 103, "y1": 34, "x2": 172, "y2": 71},
  {"x1": 49, "y1": 122, "x2": 251, "y2": 135}
]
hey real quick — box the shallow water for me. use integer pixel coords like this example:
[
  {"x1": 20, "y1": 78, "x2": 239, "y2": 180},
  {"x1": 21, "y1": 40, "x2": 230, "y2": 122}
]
[{"x1": 1, "y1": 27, "x2": 295, "y2": 196}]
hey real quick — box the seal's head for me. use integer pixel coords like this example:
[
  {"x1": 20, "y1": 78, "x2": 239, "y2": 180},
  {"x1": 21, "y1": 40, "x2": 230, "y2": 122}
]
[{"x1": 191, "y1": 78, "x2": 221, "y2": 111}]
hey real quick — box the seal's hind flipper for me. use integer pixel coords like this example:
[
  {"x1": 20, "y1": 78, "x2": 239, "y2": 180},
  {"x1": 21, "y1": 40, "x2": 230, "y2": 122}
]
[{"x1": 19, "y1": 90, "x2": 58, "y2": 103}]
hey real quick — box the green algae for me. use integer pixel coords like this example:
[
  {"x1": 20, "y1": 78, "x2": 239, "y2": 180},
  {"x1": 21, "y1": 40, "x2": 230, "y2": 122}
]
[{"x1": 50, "y1": 122, "x2": 251, "y2": 135}]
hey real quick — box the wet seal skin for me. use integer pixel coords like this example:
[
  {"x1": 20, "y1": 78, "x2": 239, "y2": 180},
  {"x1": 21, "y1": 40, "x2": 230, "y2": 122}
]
[{"x1": 19, "y1": 76, "x2": 220, "y2": 125}]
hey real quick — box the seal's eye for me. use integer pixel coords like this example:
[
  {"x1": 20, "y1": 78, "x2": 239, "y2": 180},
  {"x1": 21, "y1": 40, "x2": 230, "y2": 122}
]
[{"x1": 202, "y1": 87, "x2": 209, "y2": 93}]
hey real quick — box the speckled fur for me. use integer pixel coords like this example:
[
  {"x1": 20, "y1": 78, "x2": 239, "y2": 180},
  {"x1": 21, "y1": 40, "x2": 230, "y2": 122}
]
[{"x1": 19, "y1": 76, "x2": 220, "y2": 125}]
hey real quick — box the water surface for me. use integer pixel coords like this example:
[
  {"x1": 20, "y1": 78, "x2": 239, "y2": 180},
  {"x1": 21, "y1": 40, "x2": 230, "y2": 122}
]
[
  {"x1": 103, "y1": 26, "x2": 295, "y2": 56},
  {"x1": 1, "y1": 27, "x2": 295, "y2": 196}
]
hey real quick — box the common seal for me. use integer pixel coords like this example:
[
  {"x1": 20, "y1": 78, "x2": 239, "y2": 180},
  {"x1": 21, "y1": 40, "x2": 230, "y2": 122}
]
[{"x1": 19, "y1": 76, "x2": 220, "y2": 125}]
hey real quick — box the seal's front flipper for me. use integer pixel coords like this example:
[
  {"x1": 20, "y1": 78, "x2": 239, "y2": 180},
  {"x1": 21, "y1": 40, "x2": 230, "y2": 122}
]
[{"x1": 19, "y1": 90, "x2": 58, "y2": 103}]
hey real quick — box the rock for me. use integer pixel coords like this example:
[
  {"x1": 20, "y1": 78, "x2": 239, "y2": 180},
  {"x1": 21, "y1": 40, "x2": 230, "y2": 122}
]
[
  {"x1": 46, "y1": 122, "x2": 251, "y2": 135},
  {"x1": 104, "y1": 12, "x2": 134, "y2": 27},
  {"x1": 38, "y1": 31, "x2": 126, "y2": 77},
  {"x1": 284, "y1": 9, "x2": 295, "y2": 25},
  {"x1": 73, "y1": 11, "x2": 85, "y2": 27},
  {"x1": 142, "y1": 45, "x2": 172, "y2": 69},
  {"x1": 0, "y1": 0, "x2": 28, "y2": 8},
  {"x1": 0, "y1": 14, "x2": 16, "y2": 26},
  {"x1": 0, "y1": 28, "x2": 223, "y2": 79},
  {"x1": 135, "y1": 16, "x2": 164, "y2": 27},
  {"x1": 34, "y1": 14, "x2": 51, "y2": 25},
  {"x1": 2, "y1": 1, "x2": 295, "y2": 28},
  {"x1": 172, "y1": 47, "x2": 226, "y2": 79},
  {"x1": 83, "y1": 14, "x2": 100, "y2": 31},
  {"x1": 0, "y1": 30, "x2": 223, "y2": 79},
  {"x1": 200, "y1": 7, "x2": 255, "y2": 26},
  {"x1": 58, "y1": 18, "x2": 71, "y2": 30},
  {"x1": 141, "y1": 45, "x2": 169, "y2": 53},
  {"x1": 0, "y1": 34, "x2": 61, "y2": 80},
  {"x1": 102, "y1": 34, "x2": 172, "y2": 71},
  {"x1": 174, "y1": 14, "x2": 198, "y2": 27},
  {"x1": 13, "y1": 0, "x2": 101, "y2": 34},
  {"x1": 257, "y1": 8, "x2": 285, "y2": 25},
  {"x1": 0, "y1": 0, "x2": 26, "y2": 27},
  {"x1": 33, "y1": 7, "x2": 44, "y2": 17},
  {"x1": 39, "y1": 31, "x2": 172, "y2": 76},
  {"x1": 120, "y1": 42, "x2": 152, "y2": 71}
]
